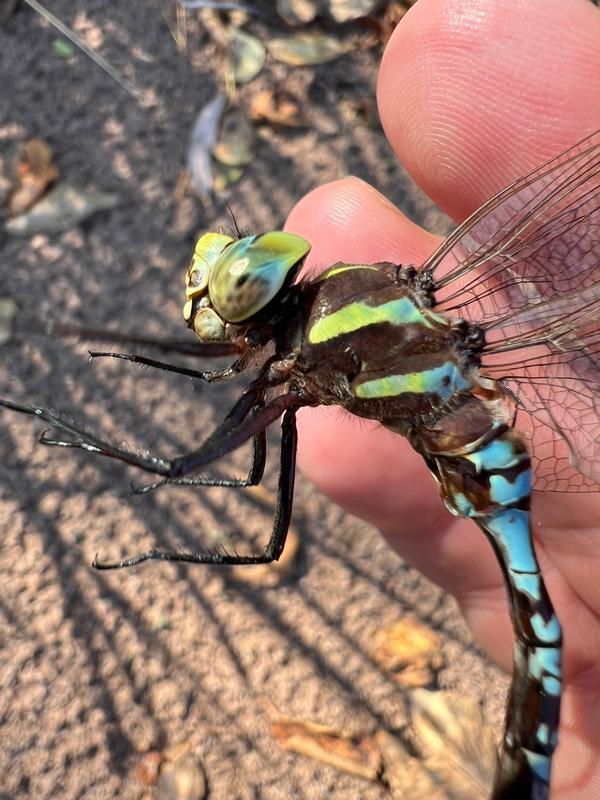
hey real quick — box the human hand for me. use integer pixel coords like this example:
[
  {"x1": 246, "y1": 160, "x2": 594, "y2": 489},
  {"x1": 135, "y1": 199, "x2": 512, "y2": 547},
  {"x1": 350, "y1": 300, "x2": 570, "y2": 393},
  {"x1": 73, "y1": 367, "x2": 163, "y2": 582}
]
[{"x1": 285, "y1": 0, "x2": 600, "y2": 797}]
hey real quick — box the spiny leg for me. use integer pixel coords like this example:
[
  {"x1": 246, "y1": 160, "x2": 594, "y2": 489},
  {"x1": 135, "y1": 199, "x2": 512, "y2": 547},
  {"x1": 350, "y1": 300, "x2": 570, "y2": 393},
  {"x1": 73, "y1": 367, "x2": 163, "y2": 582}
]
[
  {"x1": 93, "y1": 407, "x2": 298, "y2": 569},
  {"x1": 133, "y1": 429, "x2": 267, "y2": 494},
  {"x1": 0, "y1": 387, "x2": 292, "y2": 480},
  {"x1": 37, "y1": 351, "x2": 252, "y2": 466},
  {"x1": 88, "y1": 349, "x2": 252, "y2": 383},
  {"x1": 480, "y1": 509, "x2": 562, "y2": 800},
  {"x1": 40, "y1": 423, "x2": 267, "y2": 494}
]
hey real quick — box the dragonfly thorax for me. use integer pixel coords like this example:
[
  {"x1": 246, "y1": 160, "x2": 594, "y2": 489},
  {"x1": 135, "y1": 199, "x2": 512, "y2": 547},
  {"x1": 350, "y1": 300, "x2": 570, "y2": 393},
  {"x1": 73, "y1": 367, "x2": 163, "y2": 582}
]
[{"x1": 183, "y1": 230, "x2": 311, "y2": 343}]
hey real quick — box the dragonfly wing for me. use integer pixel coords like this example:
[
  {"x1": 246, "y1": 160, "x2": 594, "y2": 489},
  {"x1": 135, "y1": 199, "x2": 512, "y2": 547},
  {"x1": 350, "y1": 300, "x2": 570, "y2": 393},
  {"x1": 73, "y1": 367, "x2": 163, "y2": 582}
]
[
  {"x1": 424, "y1": 131, "x2": 600, "y2": 491},
  {"x1": 427, "y1": 129, "x2": 600, "y2": 322}
]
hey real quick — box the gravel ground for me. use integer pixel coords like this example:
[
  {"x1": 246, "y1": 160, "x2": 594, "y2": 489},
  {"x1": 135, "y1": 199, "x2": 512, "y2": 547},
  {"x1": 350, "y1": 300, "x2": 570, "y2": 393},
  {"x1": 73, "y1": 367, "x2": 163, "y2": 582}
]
[{"x1": 0, "y1": 3, "x2": 506, "y2": 798}]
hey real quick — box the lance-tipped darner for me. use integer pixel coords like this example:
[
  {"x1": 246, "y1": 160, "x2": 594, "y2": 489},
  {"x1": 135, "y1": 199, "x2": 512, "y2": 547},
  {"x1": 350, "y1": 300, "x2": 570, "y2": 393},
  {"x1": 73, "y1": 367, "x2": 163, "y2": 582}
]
[{"x1": 1, "y1": 130, "x2": 599, "y2": 799}]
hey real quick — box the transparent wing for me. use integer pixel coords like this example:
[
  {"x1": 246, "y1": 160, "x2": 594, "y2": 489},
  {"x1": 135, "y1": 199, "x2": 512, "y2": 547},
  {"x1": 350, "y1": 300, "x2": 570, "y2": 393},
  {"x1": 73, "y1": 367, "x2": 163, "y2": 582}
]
[
  {"x1": 481, "y1": 284, "x2": 600, "y2": 490},
  {"x1": 422, "y1": 130, "x2": 600, "y2": 491},
  {"x1": 427, "y1": 130, "x2": 600, "y2": 319}
]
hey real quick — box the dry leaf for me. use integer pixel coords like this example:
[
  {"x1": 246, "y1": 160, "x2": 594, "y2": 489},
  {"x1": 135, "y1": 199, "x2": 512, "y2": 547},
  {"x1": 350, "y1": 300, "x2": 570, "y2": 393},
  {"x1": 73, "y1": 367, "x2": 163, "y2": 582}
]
[
  {"x1": 5, "y1": 138, "x2": 59, "y2": 218},
  {"x1": 376, "y1": 731, "x2": 448, "y2": 800},
  {"x1": 328, "y1": 0, "x2": 379, "y2": 23},
  {"x1": 135, "y1": 751, "x2": 162, "y2": 787},
  {"x1": 0, "y1": 298, "x2": 17, "y2": 346},
  {"x1": 231, "y1": 526, "x2": 300, "y2": 586},
  {"x1": 372, "y1": 618, "x2": 444, "y2": 687},
  {"x1": 187, "y1": 93, "x2": 227, "y2": 198},
  {"x1": 267, "y1": 32, "x2": 354, "y2": 66},
  {"x1": 250, "y1": 89, "x2": 303, "y2": 127},
  {"x1": 276, "y1": 0, "x2": 321, "y2": 24},
  {"x1": 138, "y1": 741, "x2": 207, "y2": 800},
  {"x1": 408, "y1": 689, "x2": 497, "y2": 798},
  {"x1": 5, "y1": 183, "x2": 120, "y2": 236},
  {"x1": 227, "y1": 27, "x2": 265, "y2": 83},
  {"x1": 156, "y1": 752, "x2": 207, "y2": 800},
  {"x1": 213, "y1": 107, "x2": 255, "y2": 166},
  {"x1": 271, "y1": 717, "x2": 382, "y2": 781}
]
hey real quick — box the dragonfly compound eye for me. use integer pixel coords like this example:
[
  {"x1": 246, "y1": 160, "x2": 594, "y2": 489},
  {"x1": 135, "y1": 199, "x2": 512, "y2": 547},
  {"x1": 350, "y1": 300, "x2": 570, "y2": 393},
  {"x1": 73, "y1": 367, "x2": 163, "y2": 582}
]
[{"x1": 208, "y1": 231, "x2": 311, "y2": 323}]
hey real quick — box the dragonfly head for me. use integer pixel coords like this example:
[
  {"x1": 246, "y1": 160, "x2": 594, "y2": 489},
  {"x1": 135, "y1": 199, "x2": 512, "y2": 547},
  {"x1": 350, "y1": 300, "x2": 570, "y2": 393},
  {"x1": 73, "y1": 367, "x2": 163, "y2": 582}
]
[{"x1": 183, "y1": 231, "x2": 311, "y2": 342}]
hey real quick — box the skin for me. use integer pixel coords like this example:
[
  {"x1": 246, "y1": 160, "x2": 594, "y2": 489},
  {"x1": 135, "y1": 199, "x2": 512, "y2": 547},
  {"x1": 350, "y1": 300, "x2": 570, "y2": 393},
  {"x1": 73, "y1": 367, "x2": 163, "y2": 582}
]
[{"x1": 284, "y1": 0, "x2": 600, "y2": 797}]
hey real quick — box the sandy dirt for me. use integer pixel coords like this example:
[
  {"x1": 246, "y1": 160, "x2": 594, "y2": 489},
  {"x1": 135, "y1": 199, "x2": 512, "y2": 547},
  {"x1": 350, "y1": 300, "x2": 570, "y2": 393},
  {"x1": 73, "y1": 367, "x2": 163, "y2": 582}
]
[{"x1": 0, "y1": 3, "x2": 506, "y2": 798}]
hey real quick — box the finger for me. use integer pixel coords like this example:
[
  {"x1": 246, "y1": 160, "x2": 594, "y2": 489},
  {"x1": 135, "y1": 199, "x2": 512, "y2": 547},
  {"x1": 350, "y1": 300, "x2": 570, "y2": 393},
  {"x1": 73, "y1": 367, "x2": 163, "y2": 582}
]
[{"x1": 378, "y1": 0, "x2": 600, "y2": 219}]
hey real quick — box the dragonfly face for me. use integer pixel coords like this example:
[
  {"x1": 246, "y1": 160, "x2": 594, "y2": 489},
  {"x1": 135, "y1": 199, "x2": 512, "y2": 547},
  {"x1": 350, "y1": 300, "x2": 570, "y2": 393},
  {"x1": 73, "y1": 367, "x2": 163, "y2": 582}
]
[{"x1": 183, "y1": 230, "x2": 311, "y2": 343}]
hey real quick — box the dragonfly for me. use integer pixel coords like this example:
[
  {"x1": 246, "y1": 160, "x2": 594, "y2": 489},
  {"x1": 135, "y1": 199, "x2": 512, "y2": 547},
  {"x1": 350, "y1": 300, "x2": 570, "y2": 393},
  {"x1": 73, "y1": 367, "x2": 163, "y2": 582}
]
[{"x1": 1, "y1": 130, "x2": 599, "y2": 799}]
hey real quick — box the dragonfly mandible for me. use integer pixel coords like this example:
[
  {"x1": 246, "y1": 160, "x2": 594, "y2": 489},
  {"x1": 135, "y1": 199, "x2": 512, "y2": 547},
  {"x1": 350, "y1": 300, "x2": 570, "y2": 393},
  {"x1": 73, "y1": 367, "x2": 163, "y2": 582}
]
[{"x1": 1, "y1": 130, "x2": 599, "y2": 800}]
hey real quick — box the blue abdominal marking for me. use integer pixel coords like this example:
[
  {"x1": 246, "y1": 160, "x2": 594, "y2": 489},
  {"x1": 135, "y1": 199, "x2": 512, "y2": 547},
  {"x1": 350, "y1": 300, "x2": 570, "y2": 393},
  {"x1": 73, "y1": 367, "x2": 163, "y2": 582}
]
[
  {"x1": 465, "y1": 438, "x2": 524, "y2": 471},
  {"x1": 489, "y1": 469, "x2": 531, "y2": 505},
  {"x1": 482, "y1": 510, "x2": 537, "y2": 572},
  {"x1": 523, "y1": 751, "x2": 551, "y2": 782},
  {"x1": 530, "y1": 612, "x2": 562, "y2": 644}
]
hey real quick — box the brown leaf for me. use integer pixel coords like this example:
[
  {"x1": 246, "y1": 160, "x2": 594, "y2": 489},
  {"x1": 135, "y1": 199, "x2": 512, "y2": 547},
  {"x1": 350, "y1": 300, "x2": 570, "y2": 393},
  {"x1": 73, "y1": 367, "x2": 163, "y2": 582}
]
[
  {"x1": 372, "y1": 618, "x2": 444, "y2": 687},
  {"x1": 271, "y1": 717, "x2": 382, "y2": 781},
  {"x1": 376, "y1": 1, "x2": 413, "y2": 46},
  {"x1": 5, "y1": 183, "x2": 120, "y2": 236},
  {"x1": 408, "y1": 689, "x2": 497, "y2": 798},
  {"x1": 135, "y1": 751, "x2": 162, "y2": 787},
  {"x1": 328, "y1": 0, "x2": 379, "y2": 23},
  {"x1": 156, "y1": 751, "x2": 207, "y2": 800},
  {"x1": 376, "y1": 731, "x2": 448, "y2": 800},
  {"x1": 5, "y1": 138, "x2": 59, "y2": 218},
  {"x1": 212, "y1": 107, "x2": 255, "y2": 167},
  {"x1": 276, "y1": 0, "x2": 321, "y2": 24},
  {"x1": 249, "y1": 89, "x2": 303, "y2": 128},
  {"x1": 267, "y1": 32, "x2": 355, "y2": 66}
]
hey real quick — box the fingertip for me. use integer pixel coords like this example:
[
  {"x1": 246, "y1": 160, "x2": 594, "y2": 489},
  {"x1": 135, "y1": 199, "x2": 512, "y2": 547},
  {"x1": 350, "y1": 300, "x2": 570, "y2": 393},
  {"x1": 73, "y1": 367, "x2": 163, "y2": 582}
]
[
  {"x1": 377, "y1": 0, "x2": 600, "y2": 218},
  {"x1": 284, "y1": 176, "x2": 440, "y2": 272}
]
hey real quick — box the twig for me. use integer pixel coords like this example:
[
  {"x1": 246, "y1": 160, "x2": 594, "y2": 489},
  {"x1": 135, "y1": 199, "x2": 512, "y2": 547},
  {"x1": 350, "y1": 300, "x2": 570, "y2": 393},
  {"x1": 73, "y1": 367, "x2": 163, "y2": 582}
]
[{"x1": 22, "y1": 0, "x2": 141, "y2": 102}]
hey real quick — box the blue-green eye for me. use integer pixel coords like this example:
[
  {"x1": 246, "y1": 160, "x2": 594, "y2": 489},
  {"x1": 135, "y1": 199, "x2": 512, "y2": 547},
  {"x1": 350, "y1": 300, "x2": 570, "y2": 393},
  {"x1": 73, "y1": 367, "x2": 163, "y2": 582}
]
[{"x1": 208, "y1": 231, "x2": 311, "y2": 322}]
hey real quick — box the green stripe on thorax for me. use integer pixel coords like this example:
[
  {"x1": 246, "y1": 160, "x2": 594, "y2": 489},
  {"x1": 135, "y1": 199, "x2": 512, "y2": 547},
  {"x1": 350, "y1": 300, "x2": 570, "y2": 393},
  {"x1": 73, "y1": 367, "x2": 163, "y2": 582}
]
[
  {"x1": 315, "y1": 264, "x2": 381, "y2": 281},
  {"x1": 354, "y1": 361, "x2": 470, "y2": 400},
  {"x1": 308, "y1": 295, "x2": 434, "y2": 345}
]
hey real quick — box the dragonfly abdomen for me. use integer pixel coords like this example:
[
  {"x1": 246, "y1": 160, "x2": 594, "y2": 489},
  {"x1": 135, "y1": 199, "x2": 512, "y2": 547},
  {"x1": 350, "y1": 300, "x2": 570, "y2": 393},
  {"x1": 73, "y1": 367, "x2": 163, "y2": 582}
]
[{"x1": 414, "y1": 398, "x2": 562, "y2": 799}]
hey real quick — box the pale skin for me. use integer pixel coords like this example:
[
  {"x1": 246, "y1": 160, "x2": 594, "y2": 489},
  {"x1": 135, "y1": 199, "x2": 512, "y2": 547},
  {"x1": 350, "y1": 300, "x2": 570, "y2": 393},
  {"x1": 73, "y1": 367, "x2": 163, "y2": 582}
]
[{"x1": 284, "y1": 0, "x2": 600, "y2": 797}]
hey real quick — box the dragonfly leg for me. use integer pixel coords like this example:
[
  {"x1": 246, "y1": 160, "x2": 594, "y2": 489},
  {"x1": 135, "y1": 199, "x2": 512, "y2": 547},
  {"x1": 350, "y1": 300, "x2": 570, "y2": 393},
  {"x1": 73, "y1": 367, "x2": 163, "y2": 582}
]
[
  {"x1": 88, "y1": 349, "x2": 251, "y2": 383},
  {"x1": 0, "y1": 382, "x2": 267, "y2": 476},
  {"x1": 94, "y1": 408, "x2": 297, "y2": 569},
  {"x1": 0, "y1": 392, "x2": 298, "y2": 567},
  {"x1": 480, "y1": 509, "x2": 562, "y2": 800},
  {"x1": 133, "y1": 429, "x2": 266, "y2": 494}
]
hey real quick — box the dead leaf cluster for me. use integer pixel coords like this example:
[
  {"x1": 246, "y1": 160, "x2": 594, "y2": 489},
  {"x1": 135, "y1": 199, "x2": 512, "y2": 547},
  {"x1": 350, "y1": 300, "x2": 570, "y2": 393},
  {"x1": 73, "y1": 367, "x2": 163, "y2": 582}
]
[
  {"x1": 270, "y1": 689, "x2": 497, "y2": 799},
  {"x1": 180, "y1": 1, "x2": 414, "y2": 201},
  {"x1": 137, "y1": 741, "x2": 207, "y2": 800},
  {"x1": 266, "y1": 617, "x2": 496, "y2": 798},
  {"x1": 1, "y1": 137, "x2": 120, "y2": 237}
]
